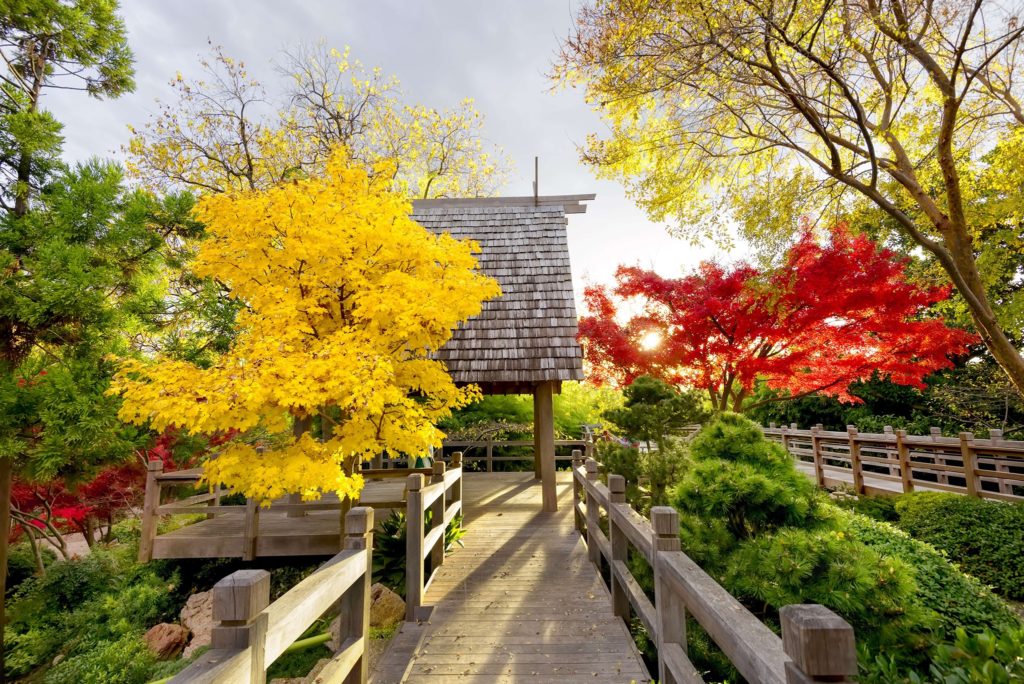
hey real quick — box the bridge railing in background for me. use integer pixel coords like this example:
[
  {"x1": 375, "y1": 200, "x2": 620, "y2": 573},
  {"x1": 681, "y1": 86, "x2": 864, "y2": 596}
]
[
  {"x1": 764, "y1": 423, "x2": 1024, "y2": 501},
  {"x1": 571, "y1": 452, "x2": 858, "y2": 684}
]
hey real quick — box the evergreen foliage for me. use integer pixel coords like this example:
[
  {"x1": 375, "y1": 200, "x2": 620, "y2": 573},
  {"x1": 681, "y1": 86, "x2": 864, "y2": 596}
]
[{"x1": 895, "y1": 493, "x2": 1024, "y2": 601}]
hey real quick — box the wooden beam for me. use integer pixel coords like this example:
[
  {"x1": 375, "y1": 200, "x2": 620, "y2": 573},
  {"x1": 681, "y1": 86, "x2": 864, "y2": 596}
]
[
  {"x1": 412, "y1": 194, "x2": 596, "y2": 214},
  {"x1": 534, "y1": 381, "x2": 557, "y2": 511}
]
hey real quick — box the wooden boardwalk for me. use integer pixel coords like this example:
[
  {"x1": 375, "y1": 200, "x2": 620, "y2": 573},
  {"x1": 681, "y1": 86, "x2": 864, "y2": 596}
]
[{"x1": 371, "y1": 472, "x2": 651, "y2": 684}]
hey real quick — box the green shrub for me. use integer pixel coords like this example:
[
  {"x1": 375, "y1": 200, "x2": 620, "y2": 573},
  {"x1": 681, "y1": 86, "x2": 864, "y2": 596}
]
[
  {"x1": 844, "y1": 513, "x2": 1020, "y2": 638},
  {"x1": 924, "y1": 626, "x2": 1024, "y2": 684},
  {"x1": 831, "y1": 493, "x2": 900, "y2": 522},
  {"x1": 372, "y1": 509, "x2": 465, "y2": 597},
  {"x1": 724, "y1": 527, "x2": 935, "y2": 662},
  {"x1": 675, "y1": 413, "x2": 827, "y2": 539},
  {"x1": 667, "y1": 414, "x2": 1021, "y2": 679},
  {"x1": 895, "y1": 492, "x2": 1024, "y2": 600},
  {"x1": 5, "y1": 542, "x2": 56, "y2": 597},
  {"x1": 43, "y1": 632, "x2": 156, "y2": 684}
]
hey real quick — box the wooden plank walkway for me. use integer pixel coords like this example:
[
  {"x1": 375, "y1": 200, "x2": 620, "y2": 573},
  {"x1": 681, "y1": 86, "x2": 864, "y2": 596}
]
[{"x1": 371, "y1": 472, "x2": 651, "y2": 684}]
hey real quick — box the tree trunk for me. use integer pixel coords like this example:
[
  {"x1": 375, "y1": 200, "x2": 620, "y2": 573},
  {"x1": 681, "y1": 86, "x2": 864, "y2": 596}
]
[{"x1": 24, "y1": 525, "x2": 44, "y2": 575}]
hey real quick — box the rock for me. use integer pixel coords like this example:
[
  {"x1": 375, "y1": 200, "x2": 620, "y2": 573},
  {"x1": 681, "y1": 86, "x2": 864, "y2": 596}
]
[
  {"x1": 144, "y1": 623, "x2": 189, "y2": 660},
  {"x1": 180, "y1": 590, "x2": 214, "y2": 658},
  {"x1": 370, "y1": 583, "x2": 405, "y2": 629},
  {"x1": 328, "y1": 584, "x2": 405, "y2": 651}
]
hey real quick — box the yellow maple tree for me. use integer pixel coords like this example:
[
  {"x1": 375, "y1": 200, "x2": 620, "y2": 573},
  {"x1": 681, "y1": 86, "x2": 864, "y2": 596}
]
[{"x1": 111, "y1": 152, "x2": 501, "y2": 502}]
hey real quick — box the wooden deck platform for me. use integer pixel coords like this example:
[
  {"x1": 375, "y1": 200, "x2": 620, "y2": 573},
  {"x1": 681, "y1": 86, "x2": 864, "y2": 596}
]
[{"x1": 371, "y1": 472, "x2": 651, "y2": 684}]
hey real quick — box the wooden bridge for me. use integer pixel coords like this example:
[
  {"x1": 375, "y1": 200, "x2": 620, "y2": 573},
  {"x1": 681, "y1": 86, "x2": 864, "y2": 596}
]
[
  {"x1": 764, "y1": 423, "x2": 1024, "y2": 501},
  {"x1": 167, "y1": 452, "x2": 859, "y2": 684}
]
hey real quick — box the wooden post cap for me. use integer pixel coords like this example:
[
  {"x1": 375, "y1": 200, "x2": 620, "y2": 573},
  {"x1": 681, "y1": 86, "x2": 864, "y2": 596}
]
[
  {"x1": 650, "y1": 507, "x2": 678, "y2": 536},
  {"x1": 407, "y1": 473, "x2": 425, "y2": 491},
  {"x1": 780, "y1": 604, "x2": 857, "y2": 679},
  {"x1": 451, "y1": 451, "x2": 463, "y2": 466},
  {"x1": 571, "y1": 448, "x2": 583, "y2": 460},
  {"x1": 959, "y1": 431, "x2": 974, "y2": 442},
  {"x1": 846, "y1": 426, "x2": 857, "y2": 435},
  {"x1": 212, "y1": 569, "x2": 271, "y2": 622},
  {"x1": 608, "y1": 474, "x2": 626, "y2": 498},
  {"x1": 585, "y1": 458, "x2": 599, "y2": 479},
  {"x1": 432, "y1": 461, "x2": 447, "y2": 475},
  {"x1": 345, "y1": 506, "x2": 374, "y2": 535},
  {"x1": 147, "y1": 459, "x2": 164, "y2": 472}
]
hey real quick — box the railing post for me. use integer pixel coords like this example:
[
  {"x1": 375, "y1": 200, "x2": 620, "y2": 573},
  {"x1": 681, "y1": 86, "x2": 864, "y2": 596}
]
[
  {"x1": 896, "y1": 429, "x2": 914, "y2": 493},
  {"x1": 651, "y1": 506, "x2": 685, "y2": 684},
  {"x1": 585, "y1": 458, "x2": 600, "y2": 565},
  {"x1": 211, "y1": 569, "x2": 271, "y2": 684},
  {"x1": 846, "y1": 426, "x2": 865, "y2": 495},
  {"x1": 243, "y1": 497, "x2": 260, "y2": 561},
  {"x1": 882, "y1": 426, "x2": 899, "y2": 477},
  {"x1": 430, "y1": 461, "x2": 447, "y2": 573},
  {"x1": 930, "y1": 427, "x2": 950, "y2": 485},
  {"x1": 450, "y1": 452, "x2": 463, "y2": 513},
  {"x1": 138, "y1": 460, "x2": 163, "y2": 563},
  {"x1": 781, "y1": 605, "x2": 857, "y2": 683},
  {"x1": 809, "y1": 426, "x2": 825, "y2": 488},
  {"x1": 338, "y1": 507, "x2": 374, "y2": 684},
  {"x1": 405, "y1": 473, "x2": 425, "y2": 621},
  {"x1": 486, "y1": 438, "x2": 494, "y2": 473},
  {"x1": 959, "y1": 432, "x2": 980, "y2": 497},
  {"x1": 990, "y1": 429, "x2": 1012, "y2": 494},
  {"x1": 571, "y1": 449, "x2": 585, "y2": 535},
  {"x1": 781, "y1": 425, "x2": 791, "y2": 455},
  {"x1": 585, "y1": 437, "x2": 595, "y2": 461},
  {"x1": 608, "y1": 474, "x2": 630, "y2": 619}
]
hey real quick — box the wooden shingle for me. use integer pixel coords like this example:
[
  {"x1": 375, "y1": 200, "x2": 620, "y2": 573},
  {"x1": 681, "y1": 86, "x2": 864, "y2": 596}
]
[{"x1": 411, "y1": 196, "x2": 592, "y2": 391}]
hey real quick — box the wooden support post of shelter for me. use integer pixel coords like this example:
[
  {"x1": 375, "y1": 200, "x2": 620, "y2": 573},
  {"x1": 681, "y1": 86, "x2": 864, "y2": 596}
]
[{"x1": 411, "y1": 195, "x2": 593, "y2": 512}]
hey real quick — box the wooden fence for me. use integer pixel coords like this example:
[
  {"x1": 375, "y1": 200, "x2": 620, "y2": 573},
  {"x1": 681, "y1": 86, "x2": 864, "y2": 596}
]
[
  {"x1": 138, "y1": 458, "x2": 466, "y2": 562},
  {"x1": 437, "y1": 438, "x2": 590, "y2": 471},
  {"x1": 764, "y1": 423, "x2": 1024, "y2": 502},
  {"x1": 404, "y1": 455, "x2": 464, "y2": 621},
  {"x1": 571, "y1": 452, "x2": 858, "y2": 684},
  {"x1": 169, "y1": 507, "x2": 374, "y2": 684}
]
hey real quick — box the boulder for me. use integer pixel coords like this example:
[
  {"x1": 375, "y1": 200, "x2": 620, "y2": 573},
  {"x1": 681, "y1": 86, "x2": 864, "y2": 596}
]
[
  {"x1": 144, "y1": 623, "x2": 189, "y2": 660},
  {"x1": 180, "y1": 590, "x2": 214, "y2": 658},
  {"x1": 370, "y1": 583, "x2": 405, "y2": 628}
]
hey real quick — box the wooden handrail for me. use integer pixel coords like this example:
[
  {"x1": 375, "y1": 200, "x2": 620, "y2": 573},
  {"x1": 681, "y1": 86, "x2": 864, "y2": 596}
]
[
  {"x1": 574, "y1": 459, "x2": 858, "y2": 684},
  {"x1": 764, "y1": 424, "x2": 1024, "y2": 501},
  {"x1": 169, "y1": 507, "x2": 374, "y2": 684},
  {"x1": 405, "y1": 452, "x2": 464, "y2": 621}
]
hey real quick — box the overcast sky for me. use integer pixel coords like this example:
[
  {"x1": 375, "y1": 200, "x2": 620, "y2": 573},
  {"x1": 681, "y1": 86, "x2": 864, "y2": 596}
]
[{"x1": 45, "y1": 0, "x2": 735, "y2": 300}]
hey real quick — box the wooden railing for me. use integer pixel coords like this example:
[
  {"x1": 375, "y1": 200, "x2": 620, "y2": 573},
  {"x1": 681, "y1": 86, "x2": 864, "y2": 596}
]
[
  {"x1": 434, "y1": 438, "x2": 591, "y2": 471},
  {"x1": 764, "y1": 423, "x2": 1024, "y2": 501},
  {"x1": 169, "y1": 507, "x2": 374, "y2": 684},
  {"x1": 404, "y1": 454, "x2": 464, "y2": 621},
  {"x1": 571, "y1": 452, "x2": 858, "y2": 684},
  {"x1": 139, "y1": 458, "x2": 460, "y2": 562}
]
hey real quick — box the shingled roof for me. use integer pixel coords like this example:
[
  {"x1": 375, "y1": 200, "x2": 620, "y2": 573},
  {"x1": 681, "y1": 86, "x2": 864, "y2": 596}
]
[{"x1": 411, "y1": 195, "x2": 593, "y2": 394}]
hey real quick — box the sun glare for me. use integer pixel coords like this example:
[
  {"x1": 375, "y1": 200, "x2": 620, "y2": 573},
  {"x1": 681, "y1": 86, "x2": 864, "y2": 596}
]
[{"x1": 639, "y1": 330, "x2": 662, "y2": 350}]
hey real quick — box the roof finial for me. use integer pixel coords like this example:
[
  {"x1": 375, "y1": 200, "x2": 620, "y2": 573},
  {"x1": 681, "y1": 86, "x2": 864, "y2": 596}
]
[{"x1": 533, "y1": 156, "x2": 539, "y2": 207}]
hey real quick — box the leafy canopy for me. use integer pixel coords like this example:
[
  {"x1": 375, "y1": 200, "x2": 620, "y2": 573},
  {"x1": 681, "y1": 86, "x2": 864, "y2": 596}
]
[
  {"x1": 112, "y1": 153, "x2": 501, "y2": 502},
  {"x1": 557, "y1": 0, "x2": 1024, "y2": 398},
  {"x1": 580, "y1": 226, "x2": 975, "y2": 411},
  {"x1": 126, "y1": 43, "x2": 510, "y2": 198}
]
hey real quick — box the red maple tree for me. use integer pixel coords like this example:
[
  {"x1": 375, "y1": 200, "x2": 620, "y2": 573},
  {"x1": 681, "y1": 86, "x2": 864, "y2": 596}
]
[{"x1": 579, "y1": 226, "x2": 978, "y2": 411}]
